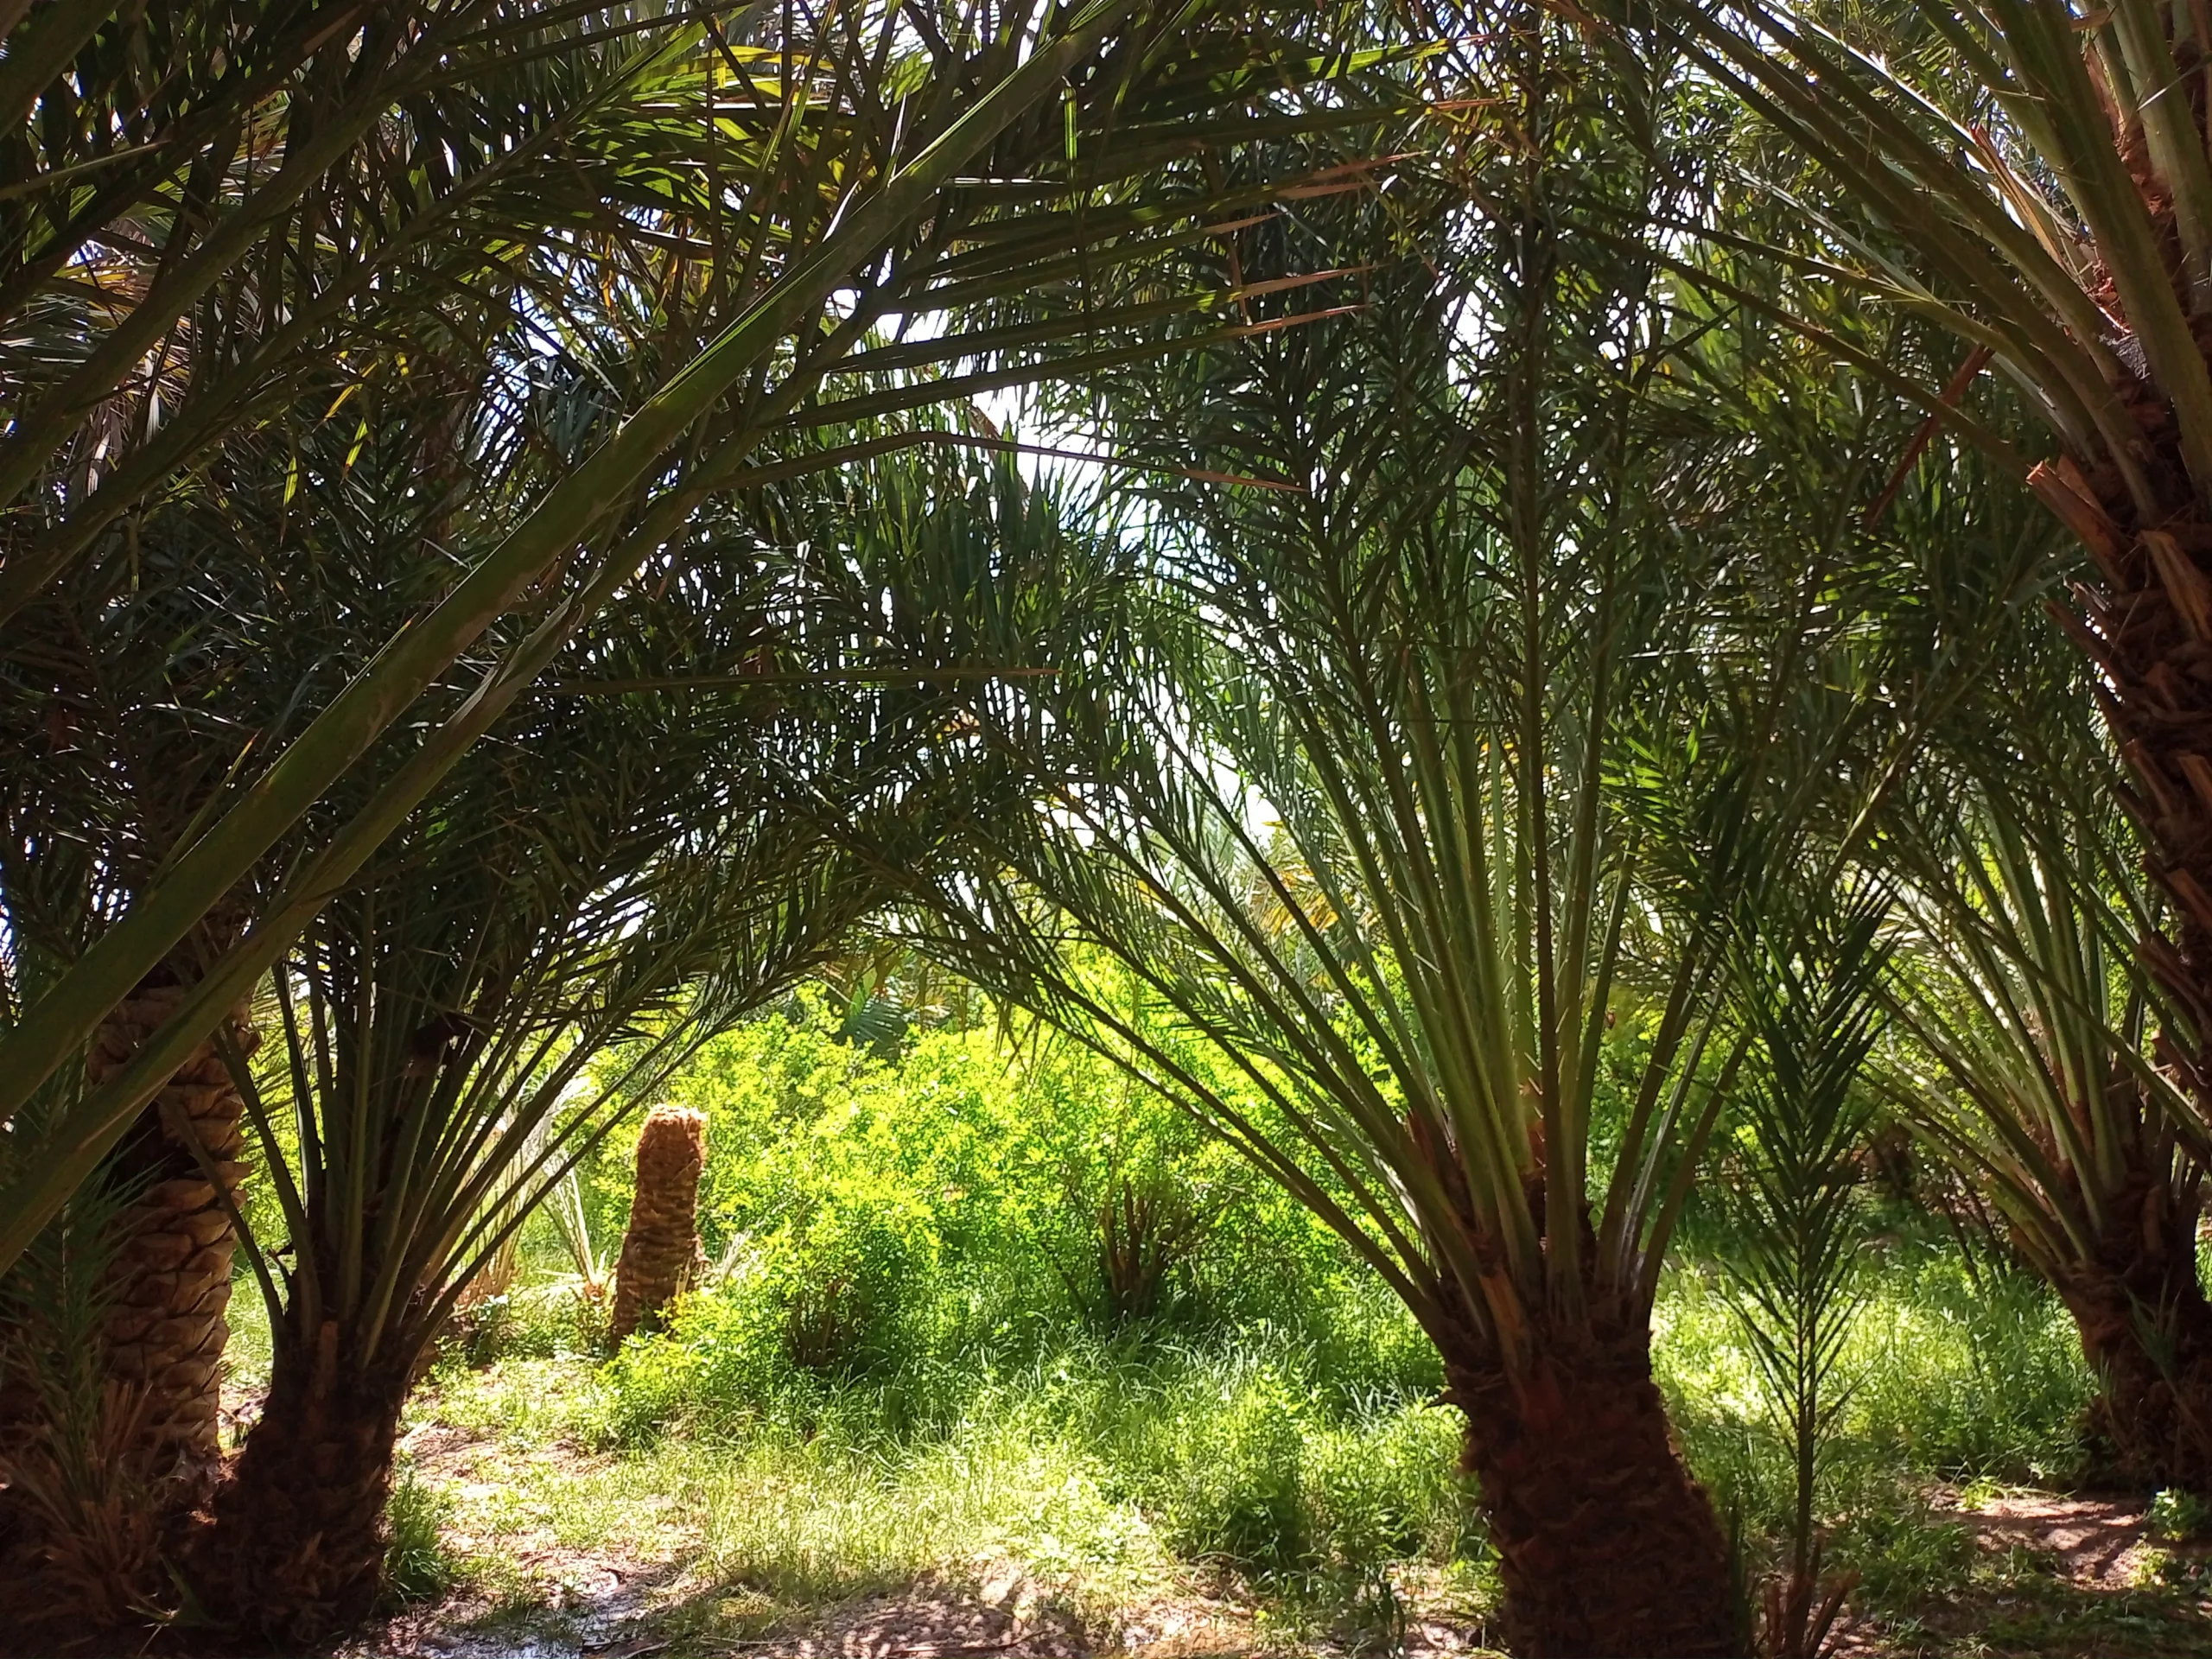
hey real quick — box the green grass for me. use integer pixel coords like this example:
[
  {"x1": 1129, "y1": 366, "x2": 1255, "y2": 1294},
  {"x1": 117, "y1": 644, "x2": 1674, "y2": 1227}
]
[
  {"x1": 382, "y1": 1456, "x2": 460, "y2": 1606},
  {"x1": 220, "y1": 1273, "x2": 273, "y2": 1402}
]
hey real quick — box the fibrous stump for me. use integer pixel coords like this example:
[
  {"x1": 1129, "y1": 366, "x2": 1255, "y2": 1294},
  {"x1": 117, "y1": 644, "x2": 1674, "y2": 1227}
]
[{"x1": 609, "y1": 1106, "x2": 708, "y2": 1343}]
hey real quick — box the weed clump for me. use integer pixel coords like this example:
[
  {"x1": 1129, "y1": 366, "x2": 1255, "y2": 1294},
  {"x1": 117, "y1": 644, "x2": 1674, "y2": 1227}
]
[{"x1": 381, "y1": 1457, "x2": 457, "y2": 1605}]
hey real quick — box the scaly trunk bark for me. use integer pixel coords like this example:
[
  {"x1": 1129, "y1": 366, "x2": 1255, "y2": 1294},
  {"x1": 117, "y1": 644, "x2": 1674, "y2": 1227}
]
[
  {"x1": 609, "y1": 1105, "x2": 707, "y2": 1344},
  {"x1": 2044, "y1": 456, "x2": 2212, "y2": 1023},
  {"x1": 1443, "y1": 1318, "x2": 1739, "y2": 1659},
  {"x1": 85, "y1": 972, "x2": 254, "y2": 1471},
  {"x1": 2049, "y1": 1173, "x2": 2212, "y2": 1491},
  {"x1": 0, "y1": 970, "x2": 254, "y2": 1644},
  {"x1": 2020, "y1": 66, "x2": 2212, "y2": 1253},
  {"x1": 192, "y1": 1317, "x2": 411, "y2": 1649}
]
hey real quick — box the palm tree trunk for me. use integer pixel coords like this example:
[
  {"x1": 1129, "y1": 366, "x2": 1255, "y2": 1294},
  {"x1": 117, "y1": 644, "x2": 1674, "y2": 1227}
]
[
  {"x1": 193, "y1": 1316, "x2": 411, "y2": 1647},
  {"x1": 2048, "y1": 1173, "x2": 2212, "y2": 1491},
  {"x1": 609, "y1": 1106, "x2": 707, "y2": 1344},
  {"x1": 2039, "y1": 459, "x2": 2212, "y2": 1033},
  {"x1": 85, "y1": 973, "x2": 253, "y2": 1471},
  {"x1": 1443, "y1": 1318, "x2": 1739, "y2": 1659}
]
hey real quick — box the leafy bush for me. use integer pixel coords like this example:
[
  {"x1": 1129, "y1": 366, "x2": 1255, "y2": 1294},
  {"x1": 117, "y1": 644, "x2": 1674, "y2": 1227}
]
[
  {"x1": 1133, "y1": 1358, "x2": 1313, "y2": 1567},
  {"x1": 979, "y1": 1338, "x2": 1469, "y2": 1578},
  {"x1": 2152, "y1": 1487, "x2": 2212, "y2": 1541},
  {"x1": 578, "y1": 1000, "x2": 1377, "y2": 1408},
  {"x1": 1841, "y1": 1255, "x2": 2089, "y2": 1482}
]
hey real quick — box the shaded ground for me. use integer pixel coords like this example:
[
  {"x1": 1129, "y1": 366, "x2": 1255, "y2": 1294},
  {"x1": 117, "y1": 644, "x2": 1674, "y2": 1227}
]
[
  {"x1": 1948, "y1": 1489, "x2": 2158, "y2": 1588},
  {"x1": 352, "y1": 1579, "x2": 1485, "y2": 1659},
  {"x1": 290, "y1": 1362, "x2": 2212, "y2": 1658},
  {"x1": 346, "y1": 1414, "x2": 2212, "y2": 1659}
]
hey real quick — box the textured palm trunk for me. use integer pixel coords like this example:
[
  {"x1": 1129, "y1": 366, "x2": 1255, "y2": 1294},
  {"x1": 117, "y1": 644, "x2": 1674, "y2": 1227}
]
[
  {"x1": 2023, "y1": 182, "x2": 2212, "y2": 1500},
  {"x1": 2039, "y1": 454, "x2": 2212, "y2": 998},
  {"x1": 194, "y1": 1317, "x2": 412, "y2": 1647},
  {"x1": 2047, "y1": 1174, "x2": 2212, "y2": 1491},
  {"x1": 0, "y1": 966, "x2": 255, "y2": 1641},
  {"x1": 84, "y1": 973, "x2": 254, "y2": 1471},
  {"x1": 1442, "y1": 1315, "x2": 1739, "y2": 1658},
  {"x1": 609, "y1": 1106, "x2": 707, "y2": 1344}
]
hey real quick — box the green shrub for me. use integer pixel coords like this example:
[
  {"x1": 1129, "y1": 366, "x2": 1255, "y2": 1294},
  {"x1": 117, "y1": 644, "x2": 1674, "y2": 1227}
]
[
  {"x1": 579, "y1": 1000, "x2": 1395, "y2": 1414},
  {"x1": 976, "y1": 1339, "x2": 1471, "y2": 1578},
  {"x1": 1837, "y1": 1255, "x2": 2089, "y2": 1483}
]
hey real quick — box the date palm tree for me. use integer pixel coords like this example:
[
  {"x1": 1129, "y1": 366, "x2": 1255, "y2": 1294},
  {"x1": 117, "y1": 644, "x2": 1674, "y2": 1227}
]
[
  {"x1": 0, "y1": 0, "x2": 731, "y2": 620},
  {"x1": 1630, "y1": 0, "x2": 2212, "y2": 1086},
  {"x1": 170, "y1": 452, "x2": 1065, "y2": 1642},
  {"x1": 1878, "y1": 695, "x2": 2212, "y2": 1487},
  {"x1": 869, "y1": 49, "x2": 2009, "y2": 1646},
  {"x1": 1720, "y1": 886, "x2": 1891, "y2": 1655}
]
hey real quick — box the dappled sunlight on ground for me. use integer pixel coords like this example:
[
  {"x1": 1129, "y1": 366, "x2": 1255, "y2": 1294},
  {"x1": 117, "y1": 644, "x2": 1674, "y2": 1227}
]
[{"x1": 1939, "y1": 1487, "x2": 2158, "y2": 1588}]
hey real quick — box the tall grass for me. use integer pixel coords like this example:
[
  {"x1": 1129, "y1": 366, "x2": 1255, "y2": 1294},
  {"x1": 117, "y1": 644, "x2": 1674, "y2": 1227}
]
[{"x1": 584, "y1": 1306, "x2": 1467, "y2": 1575}]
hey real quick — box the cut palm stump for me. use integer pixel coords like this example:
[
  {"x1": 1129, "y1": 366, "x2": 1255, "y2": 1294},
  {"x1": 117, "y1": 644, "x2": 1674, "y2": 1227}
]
[{"x1": 609, "y1": 1107, "x2": 707, "y2": 1344}]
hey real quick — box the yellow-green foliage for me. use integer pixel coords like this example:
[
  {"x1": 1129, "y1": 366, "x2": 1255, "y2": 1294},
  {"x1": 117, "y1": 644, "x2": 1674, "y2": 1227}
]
[{"x1": 582, "y1": 998, "x2": 1363, "y2": 1395}]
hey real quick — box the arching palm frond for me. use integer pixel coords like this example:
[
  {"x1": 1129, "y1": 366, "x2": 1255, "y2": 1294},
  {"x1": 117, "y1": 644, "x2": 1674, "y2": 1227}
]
[{"x1": 0, "y1": 0, "x2": 1421, "y2": 1273}]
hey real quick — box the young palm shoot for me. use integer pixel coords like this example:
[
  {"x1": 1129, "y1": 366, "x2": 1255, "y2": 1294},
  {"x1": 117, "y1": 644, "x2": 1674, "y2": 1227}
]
[
  {"x1": 547, "y1": 1167, "x2": 613, "y2": 1338},
  {"x1": 1721, "y1": 890, "x2": 1891, "y2": 1658}
]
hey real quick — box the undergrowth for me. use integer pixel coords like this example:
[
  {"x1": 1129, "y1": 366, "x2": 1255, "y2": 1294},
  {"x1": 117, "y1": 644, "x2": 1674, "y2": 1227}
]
[{"x1": 362, "y1": 1001, "x2": 2110, "y2": 1649}]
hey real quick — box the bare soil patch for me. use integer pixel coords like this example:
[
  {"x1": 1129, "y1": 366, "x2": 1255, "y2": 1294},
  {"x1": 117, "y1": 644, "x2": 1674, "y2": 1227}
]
[{"x1": 1944, "y1": 1488, "x2": 2163, "y2": 1584}]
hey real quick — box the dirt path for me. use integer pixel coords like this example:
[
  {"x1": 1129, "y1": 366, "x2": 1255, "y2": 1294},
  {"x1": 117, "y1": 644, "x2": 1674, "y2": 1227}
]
[
  {"x1": 314, "y1": 1368, "x2": 2203, "y2": 1659},
  {"x1": 347, "y1": 1458, "x2": 2212, "y2": 1657},
  {"x1": 1940, "y1": 1488, "x2": 2160, "y2": 1587}
]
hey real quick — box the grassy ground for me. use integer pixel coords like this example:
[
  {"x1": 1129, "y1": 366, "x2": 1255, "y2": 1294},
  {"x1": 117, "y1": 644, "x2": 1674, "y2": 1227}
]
[
  {"x1": 325, "y1": 1325, "x2": 1491, "y2": 1656},
  {"x1": 213, "y1": 1236, "x2": 2212, "y2": 1657}
]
